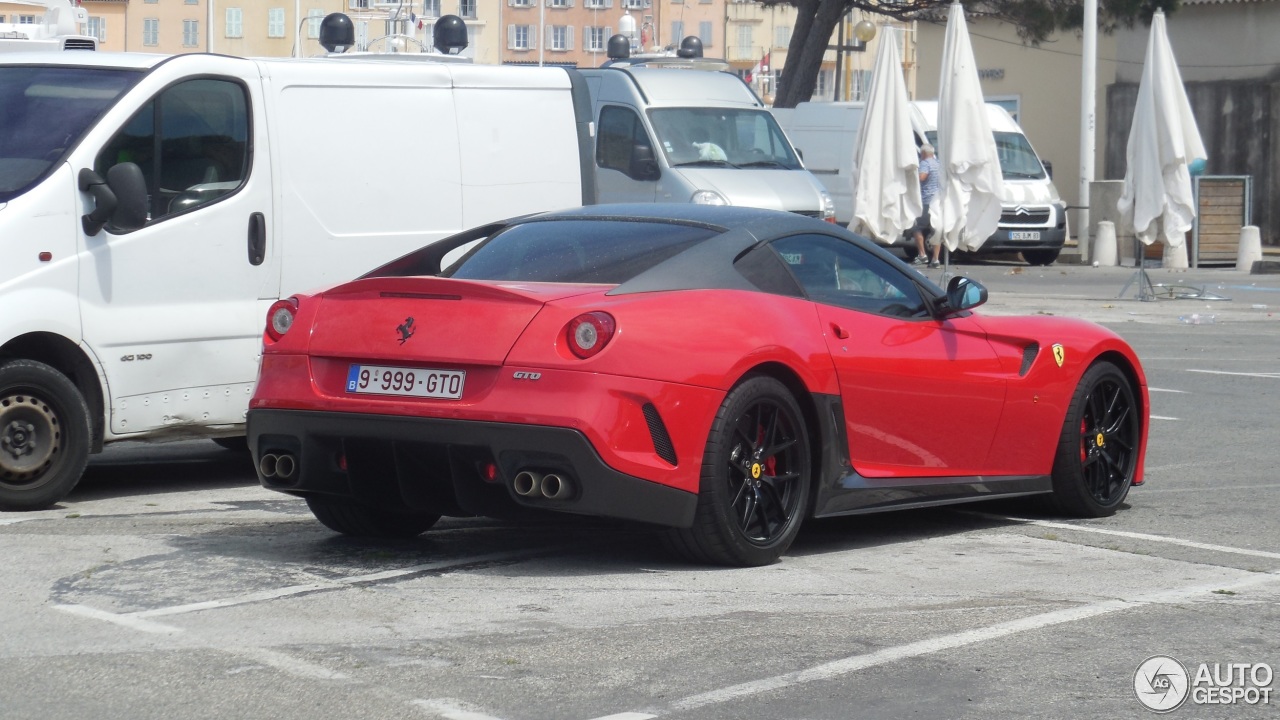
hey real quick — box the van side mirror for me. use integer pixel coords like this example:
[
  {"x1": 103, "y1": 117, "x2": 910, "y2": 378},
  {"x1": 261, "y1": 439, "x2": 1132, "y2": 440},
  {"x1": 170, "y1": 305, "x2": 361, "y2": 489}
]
[
  {"x1": 107, "y1": 163, "x2": 149, "y2": 231},
  {"x1": 1042, "y1": 160, "x2": 1053, "y2": 179},
  {"x1": 79, "y1": 164, "x2": 148, "y2": 236},
  {"x1": 629, "y1": 144, "x2": 660, "y2": 182}
]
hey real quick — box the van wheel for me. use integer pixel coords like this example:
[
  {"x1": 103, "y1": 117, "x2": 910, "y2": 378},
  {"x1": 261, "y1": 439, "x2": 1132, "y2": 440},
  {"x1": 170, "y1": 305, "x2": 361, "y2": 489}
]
[
  {"x1": 0, "y1": 360, "x2": 92, "y2": 511},
  {"x1": 1022, "y1": 249, "x2": 1060, "y2": 266}
]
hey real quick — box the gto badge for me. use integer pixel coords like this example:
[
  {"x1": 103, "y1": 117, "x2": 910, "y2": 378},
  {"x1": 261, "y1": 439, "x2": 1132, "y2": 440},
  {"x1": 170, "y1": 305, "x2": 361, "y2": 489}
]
[
  {"x1": 396, "y1": 317, "x2": 415, "y2": 345},
  {"x1": 512, "y1": 371, "x2": 542, "y2": 381},
  {"x1": 1052, "y1": 343, "x2": 1065, "y2": 367}
]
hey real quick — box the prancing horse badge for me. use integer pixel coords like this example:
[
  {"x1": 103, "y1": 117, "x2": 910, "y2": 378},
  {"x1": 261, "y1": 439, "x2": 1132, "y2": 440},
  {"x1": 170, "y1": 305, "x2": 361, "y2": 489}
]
[{"x1": 1052, "y1": 343, "x2": 1065, "y2": 367}]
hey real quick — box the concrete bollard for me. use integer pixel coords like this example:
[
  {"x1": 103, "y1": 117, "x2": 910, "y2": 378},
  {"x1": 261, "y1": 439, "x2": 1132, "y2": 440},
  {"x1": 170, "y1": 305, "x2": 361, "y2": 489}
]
[
  {"x1": 1094, "y1": 221, "x2": 1118, "y2": 266},
  {"x1": 1165, "y1": 241, "x2": 1189, "y2": 269},
  {"x1": 1237, "y1": 225, "x2": 1263, "y2": 271}
]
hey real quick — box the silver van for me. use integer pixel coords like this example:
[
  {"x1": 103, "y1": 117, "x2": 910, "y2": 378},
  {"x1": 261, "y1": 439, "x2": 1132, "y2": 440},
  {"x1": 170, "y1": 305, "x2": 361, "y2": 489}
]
[{"x1": 578, "y1": 66, "x2": 835, "y2": 221}]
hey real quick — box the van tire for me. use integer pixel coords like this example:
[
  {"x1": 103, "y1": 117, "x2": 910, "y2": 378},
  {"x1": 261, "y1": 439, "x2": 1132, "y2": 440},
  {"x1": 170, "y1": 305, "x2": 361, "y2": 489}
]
[
  {"x1": 1022, "y1": 249, "x2": 1060, "y2": 266},
  {"x1": 0, "y1": 360, "x2": 93, "y2": 511}
]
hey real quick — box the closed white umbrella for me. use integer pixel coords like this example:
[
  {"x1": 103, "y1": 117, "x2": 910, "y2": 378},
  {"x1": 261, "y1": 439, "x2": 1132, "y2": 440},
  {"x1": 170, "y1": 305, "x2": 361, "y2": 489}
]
[
  {"x1": 930, "y1": 1, "x2": 1003, "y2": 254},
  {"x1": 850, "y1": 28, "x2": 920, "y2": 245},
  {"x1": 1117, "y1": 9, "x2": 1206, "y2": 249}
]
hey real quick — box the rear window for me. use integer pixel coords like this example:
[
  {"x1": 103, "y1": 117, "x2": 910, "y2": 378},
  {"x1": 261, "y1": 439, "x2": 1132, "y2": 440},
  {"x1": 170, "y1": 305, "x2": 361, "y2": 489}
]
[{"x1": 446, "y1": 219, "x2": 718, "y2": 284}]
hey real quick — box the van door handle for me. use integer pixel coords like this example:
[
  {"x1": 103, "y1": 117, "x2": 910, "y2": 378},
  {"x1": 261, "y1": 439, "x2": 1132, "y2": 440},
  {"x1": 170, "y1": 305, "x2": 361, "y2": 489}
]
[{"x1": 248, "y1": 212, "x2": 265, "y2": 266}]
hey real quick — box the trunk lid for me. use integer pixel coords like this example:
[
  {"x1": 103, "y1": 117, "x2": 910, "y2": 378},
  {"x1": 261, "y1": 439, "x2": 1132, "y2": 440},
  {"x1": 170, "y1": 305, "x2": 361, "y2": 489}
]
[{"x1": 306, "y1": 277, "x2": 608, "y2": 365}]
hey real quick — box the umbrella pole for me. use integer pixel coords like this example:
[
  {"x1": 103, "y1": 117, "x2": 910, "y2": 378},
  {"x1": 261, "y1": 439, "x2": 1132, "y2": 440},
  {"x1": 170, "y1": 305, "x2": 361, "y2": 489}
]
[{"x1": 1117, "y1": 233, "x2": 1157, "y2": 301}]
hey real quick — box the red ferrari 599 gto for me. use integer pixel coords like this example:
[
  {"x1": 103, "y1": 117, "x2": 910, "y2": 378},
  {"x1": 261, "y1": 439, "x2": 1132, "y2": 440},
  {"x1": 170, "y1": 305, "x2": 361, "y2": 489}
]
[{"x1": 248, "y1": 205, "x2": 1148, "y2": 566}]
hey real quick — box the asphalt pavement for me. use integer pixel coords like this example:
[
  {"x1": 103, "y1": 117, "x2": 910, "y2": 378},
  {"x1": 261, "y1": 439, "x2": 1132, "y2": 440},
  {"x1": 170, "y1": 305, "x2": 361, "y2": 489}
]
[{"x1": 1, "y1": 257, "x2": 1277, "y2": 720}]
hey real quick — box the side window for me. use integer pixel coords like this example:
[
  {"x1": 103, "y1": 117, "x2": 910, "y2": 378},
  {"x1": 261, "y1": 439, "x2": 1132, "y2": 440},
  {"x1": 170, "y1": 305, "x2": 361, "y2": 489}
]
[
  {"x1": 771, "y1": 234, "x2": 928, "y2": 318},
  {"x1": 596, "y1": 105, "x2": 650, "y2": 176},
  {"x1": 96, "y1": 78, "x2": 250, "y2": 226}
]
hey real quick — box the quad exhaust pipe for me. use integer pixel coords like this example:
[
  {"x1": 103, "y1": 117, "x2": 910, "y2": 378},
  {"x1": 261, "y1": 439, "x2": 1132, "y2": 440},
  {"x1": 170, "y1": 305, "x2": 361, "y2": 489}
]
[
  {"x1": 512, "y1": 469, "x2": 574, "y2": 500},
  {"x1": 259, "y1": 452, "x2": 297, "y2": 480}
]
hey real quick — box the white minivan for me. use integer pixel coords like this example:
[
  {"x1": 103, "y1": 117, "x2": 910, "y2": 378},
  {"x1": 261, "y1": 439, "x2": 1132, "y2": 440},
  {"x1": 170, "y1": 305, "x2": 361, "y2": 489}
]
[
  {"x1": 0, "y1": 50, "x2": 594, "y2": 509},
  {"x1": 773, "y1": 100, "x2": 1067, "y2": 265},
  {"x1": 577, "y1": 66, "x2": 836, "y2": 221}
]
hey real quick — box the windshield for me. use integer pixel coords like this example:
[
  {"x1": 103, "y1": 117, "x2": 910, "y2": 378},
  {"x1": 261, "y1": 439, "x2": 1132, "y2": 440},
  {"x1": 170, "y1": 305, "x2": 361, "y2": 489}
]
[
  {"x1": 0, "y1": 66, "x2": 142, "y2": 203},
  {"x1": 924, "y1": 130, "x2": 1046, "y2": 181},
  {"x1": 649, "y1": 107, "x2": 802, "y2": 170},
  {"x1": 446, "y1": 219, "x2": 718, "y2": 284}
]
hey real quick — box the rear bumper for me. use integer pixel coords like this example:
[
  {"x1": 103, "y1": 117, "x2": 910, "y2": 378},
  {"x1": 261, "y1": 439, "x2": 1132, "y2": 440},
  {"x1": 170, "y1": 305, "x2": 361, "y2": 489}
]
[{"x1": 248, "y1": 409, "x2": 698, "y2": 528}]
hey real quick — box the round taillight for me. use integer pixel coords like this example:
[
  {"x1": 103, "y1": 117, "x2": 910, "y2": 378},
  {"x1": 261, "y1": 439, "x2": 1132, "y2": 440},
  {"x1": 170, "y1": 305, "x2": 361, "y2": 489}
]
[
  {"x1": 266, "y1": 298, "x2": 298, "y2": 342},
  {"x1": 565, "y1": 312, "x2": 616, "y2": 359}
]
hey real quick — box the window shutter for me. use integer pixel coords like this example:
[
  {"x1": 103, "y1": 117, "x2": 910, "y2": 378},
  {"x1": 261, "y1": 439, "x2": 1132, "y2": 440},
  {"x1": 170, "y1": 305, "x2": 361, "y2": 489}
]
[
  {"x1": 567, "y1": 0, "x2": 574, "y2": 7},
  {"x1": 507, "y1": 23, "x2": 515, "y2": 48},
  {"x1": 605, "y1": 0, "x2": 612, "y2": 8},
  {"x1": 605, "y1": 25, "x2": 611, "y2": 39},
  {"x1": 545, "y1": 24, "x2": 552, "y2": 48},
  {"x1": 567, "y1": 25, "x2": 574, "y2": 50}
]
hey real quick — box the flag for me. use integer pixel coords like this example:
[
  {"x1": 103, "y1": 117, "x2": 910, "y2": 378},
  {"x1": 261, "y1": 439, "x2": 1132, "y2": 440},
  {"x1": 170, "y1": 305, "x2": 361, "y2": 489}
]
[{"x1": 746, "y1": 52, "x2": 770, "y2": 84}]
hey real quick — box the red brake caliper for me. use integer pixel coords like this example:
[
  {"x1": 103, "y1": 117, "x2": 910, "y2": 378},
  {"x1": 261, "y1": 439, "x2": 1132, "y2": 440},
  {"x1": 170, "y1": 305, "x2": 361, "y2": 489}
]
[{"x1": 1079, "y1": 417, "x2": 1089, "y2": 463}]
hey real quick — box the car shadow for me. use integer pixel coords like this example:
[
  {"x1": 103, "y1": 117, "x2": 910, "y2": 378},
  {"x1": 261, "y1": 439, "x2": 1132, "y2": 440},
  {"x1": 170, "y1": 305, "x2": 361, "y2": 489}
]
[{"x1": 63, "y1": 439, "x2": 260, "y2": 504}]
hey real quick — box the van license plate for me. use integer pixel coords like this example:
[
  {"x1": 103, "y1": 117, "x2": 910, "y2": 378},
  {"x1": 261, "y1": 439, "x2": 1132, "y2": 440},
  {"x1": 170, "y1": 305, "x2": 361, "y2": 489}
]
[
  {"x1": 1010, "y1": 231, "x2": 1041, "y2": 241},
  {"x1": 346, "y1": 365, "x2": 465, "y2": 399}
]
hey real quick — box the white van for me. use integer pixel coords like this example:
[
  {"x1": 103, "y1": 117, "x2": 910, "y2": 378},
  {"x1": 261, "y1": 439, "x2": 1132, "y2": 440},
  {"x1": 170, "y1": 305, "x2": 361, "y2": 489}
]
[
  {"x1": 577, "y1": 66, "x2": 835, "y2": 220},
  {"x1": 0, "y1": 50, "x2": 594, "y2": 509},
  {"x1": 773, "y1": 100, "x2": 1066, "y2": 265}
]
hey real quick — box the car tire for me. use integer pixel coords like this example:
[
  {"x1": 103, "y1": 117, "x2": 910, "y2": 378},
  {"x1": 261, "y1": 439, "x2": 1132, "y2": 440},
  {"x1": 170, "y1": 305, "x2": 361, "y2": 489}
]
[
  {"x1": 665, "y1": 375, "x2": 811, "y2": 567},
  {"x1": 305, "y1": 496, "x2": 440, "y2": 538},
  {"x1": 0, "y1": 359, "x2": 92, "y2": 511},
  {"x1": 1045, "y1": 361, "x2": 1140, "y2": 518},
  {"x1": 212, "y1": 436, "x2": 249, "y2": 452},
  {"x1": 1022, "y1": 249, "x2": 1060, "y2": 266}
]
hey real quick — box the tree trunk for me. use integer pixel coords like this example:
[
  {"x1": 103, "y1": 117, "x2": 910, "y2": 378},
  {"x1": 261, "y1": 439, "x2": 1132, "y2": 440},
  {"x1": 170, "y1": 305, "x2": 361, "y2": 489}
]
[{"x1": 774, "y1": 0, "x2": 847, "y2": 108}]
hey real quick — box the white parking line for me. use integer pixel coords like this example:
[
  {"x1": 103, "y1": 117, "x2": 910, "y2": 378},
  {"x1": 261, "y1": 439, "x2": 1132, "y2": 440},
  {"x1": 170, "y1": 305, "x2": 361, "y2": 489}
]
[
  {"x1": 1187, "y1": 369, "x2": 1280, "y2": 379},
  {"x1": 1150, "y1": 415, "x2": 1180, "y2": 421},
  {"x1": 231, "y1": 645, "x2": 349, "y2": 681},
  {"x1": 130, "y1": 548, "x2": 557, "y2": 619},
  {"x1": 653, "y1": 571, "x2": 1280, "y2": 715},
  {"x1": 586, "y1": 714, "x2": 659, "y2": 720},
  {"x1": 413, "y1": 698, "x2": 508, "y2": 720},
  {"x1": 1148, "y1": 387, "x2": 1187, "y2": 393},
  {"x1": 964, "y1": 512, "x2": 1280, "y2": 561},
  {"x1": 53, "y1": 603, "x2": 182, "y2": 634}
]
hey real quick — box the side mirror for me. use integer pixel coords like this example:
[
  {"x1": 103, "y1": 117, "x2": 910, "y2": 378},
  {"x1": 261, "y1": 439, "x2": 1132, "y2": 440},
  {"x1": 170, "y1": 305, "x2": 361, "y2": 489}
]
[
  {"x1": 1042, "y1": 160, "x2": 1053, "y2": 179},
  {"x1": 945, "y1": 276, "x2": 988, "y2": 313},
  {"x1": 795, "y1": 147, "x2": 804, "y2": 161},
  {"x1": 80, "y1": 164, "x2": 148, "y2": 235},
  {"x1": 106, "y1": 163, "x2": 148, "y2": 231},
  {"x1": 630, "y1": 144, "x2": 660, "y2": 182}
]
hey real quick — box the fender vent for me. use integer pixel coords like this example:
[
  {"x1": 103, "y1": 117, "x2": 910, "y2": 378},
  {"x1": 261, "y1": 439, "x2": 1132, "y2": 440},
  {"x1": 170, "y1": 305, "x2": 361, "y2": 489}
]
[
  {"x1": 642, "y1": 403, "x2": 677, "y2": 466},
  {"x1": 1020, "y1": 342, "x2": 1040, "y2": 376}
]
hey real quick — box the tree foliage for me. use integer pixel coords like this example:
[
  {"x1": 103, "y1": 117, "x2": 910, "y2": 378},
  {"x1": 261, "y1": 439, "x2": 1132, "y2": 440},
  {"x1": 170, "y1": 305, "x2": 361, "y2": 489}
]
[{"x1": 767, "y1": 0, "x2": 1179, "y2": 108}]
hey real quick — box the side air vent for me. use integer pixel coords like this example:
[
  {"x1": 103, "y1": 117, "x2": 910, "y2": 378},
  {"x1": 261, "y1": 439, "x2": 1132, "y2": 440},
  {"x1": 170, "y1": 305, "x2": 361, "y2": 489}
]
[
  {"x1": 62, "y1": 38, "x2": 97, "y2": 50},
  {"x1": 642, "y1": 403, "x2": 677, "y2": 466},
  {"x1": 1020, "y1": 342, "x2": 1040, "y2": 376}
]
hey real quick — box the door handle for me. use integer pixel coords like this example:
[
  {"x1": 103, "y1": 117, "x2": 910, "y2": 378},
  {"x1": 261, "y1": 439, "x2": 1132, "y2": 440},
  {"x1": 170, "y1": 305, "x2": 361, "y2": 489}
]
[
  {"x1": 831, "y1": 323, "x2": 849, "y2": 339},
  {"x1": 248, "y1": 212, "x2": 266, "y2": 266}
]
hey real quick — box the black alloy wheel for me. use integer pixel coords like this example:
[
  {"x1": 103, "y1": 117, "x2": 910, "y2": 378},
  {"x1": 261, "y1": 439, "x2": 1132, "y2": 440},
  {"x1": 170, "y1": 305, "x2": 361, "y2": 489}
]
[
  {"x1": 1047, "y1": 361, "x2": 1140, "y2": 517},
  {"x1": 666, "y1": 375, "x2": 811, "y2": 566}
]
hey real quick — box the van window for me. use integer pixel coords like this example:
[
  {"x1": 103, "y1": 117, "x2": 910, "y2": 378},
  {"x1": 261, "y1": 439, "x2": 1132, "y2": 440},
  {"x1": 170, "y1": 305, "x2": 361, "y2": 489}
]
[
  {"x1": 96, "y1": 78, "x2": 250, "y2": 226},
  {"x1": 924, "y1": 129, "x2": 1045, "y2": 181},
  {"x1": 596, "y1": 105, "x2": 651, "y2": 176},
  {"x1": 649, "y1": 107, "x2": 801, "y2": 170},
  {"x1": 0, "y1": 66, "x2": 141, "y2": 203}
]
